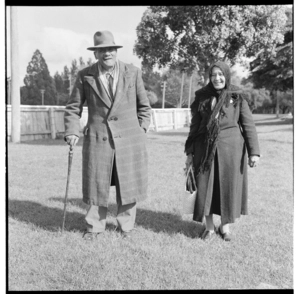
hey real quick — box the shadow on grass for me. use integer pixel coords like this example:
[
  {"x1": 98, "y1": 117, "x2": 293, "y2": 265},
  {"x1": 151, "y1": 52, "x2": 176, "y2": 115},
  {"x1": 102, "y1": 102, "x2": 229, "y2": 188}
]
[
  {"x1": 9, "y1": 198, "x2": 204, "y2": 238},
  {"x1": 19, "y1": 133, "x2": 188, "y2": 147},
  {"x1": 135, "y1": 208, "x2": 204, "y2": 238},
  {"x1": 19, "y1": 137, "x2": 84, "y2": 147},
  {"x1": 149, "y1": 131, "x2": 188, "y2": 137},
  {"x1": 264, "y1": 139, "x2": 293, "y2": 144},
  {"x1": 255, "y1": 118, "x2": 293, "y2": 126},
  {"x1": 8, "y1": 198, "x2": 112, "y2": 233},
  {"x1": 257, "y1": 127, "x2": 293, "y2": 134},
  {"x1": 253, "y1": 117, "x2": 278, "y2": 122},
  {"x1": 148, "y1": 139, "x2": 185, "y2": 146}
]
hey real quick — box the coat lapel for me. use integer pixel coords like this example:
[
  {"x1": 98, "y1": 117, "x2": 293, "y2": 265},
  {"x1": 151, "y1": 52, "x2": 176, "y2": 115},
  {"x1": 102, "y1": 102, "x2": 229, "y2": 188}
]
[
  {"x1": 84, "y1": 63, "x2": 112, "y2": 108},
  {"x1": 111, "y1": 61, "x2": 131, "y2": 112}
]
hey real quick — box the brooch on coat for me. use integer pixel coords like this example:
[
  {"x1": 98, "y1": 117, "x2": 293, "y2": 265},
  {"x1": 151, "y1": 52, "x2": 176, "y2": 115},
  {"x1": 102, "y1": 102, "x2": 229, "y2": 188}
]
[{"x1": 211, "y1": 97, "x2": 217, "y2": 110}]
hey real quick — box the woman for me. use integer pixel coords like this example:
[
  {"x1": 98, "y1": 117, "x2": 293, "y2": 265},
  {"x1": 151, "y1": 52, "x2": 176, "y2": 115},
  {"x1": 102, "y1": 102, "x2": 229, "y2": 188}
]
[{"x1": 185, "y1": 61, "x2": 260, "y2": 241}]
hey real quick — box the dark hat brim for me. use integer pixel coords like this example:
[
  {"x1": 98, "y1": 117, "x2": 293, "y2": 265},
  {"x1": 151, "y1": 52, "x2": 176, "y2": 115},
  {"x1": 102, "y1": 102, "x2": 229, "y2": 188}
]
[{"x1": 87, "y1": 44, "x2": 123, "y2": 51}]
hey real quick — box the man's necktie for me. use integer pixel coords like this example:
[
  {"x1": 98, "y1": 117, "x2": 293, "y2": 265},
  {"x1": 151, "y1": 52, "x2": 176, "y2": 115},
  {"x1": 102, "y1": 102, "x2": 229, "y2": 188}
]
[{"x1": 106, "y1": 73, "x2": 114, "y2": 100}]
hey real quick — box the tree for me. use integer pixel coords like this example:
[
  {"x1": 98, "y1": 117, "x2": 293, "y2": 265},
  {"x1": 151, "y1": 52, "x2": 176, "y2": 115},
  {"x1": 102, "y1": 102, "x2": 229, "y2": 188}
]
[
  {"x1": 142, "y1": 66, "x2": 162, "y2": 100},
  {"x1": 87, "y1": 58, "x2": 93, "y2": 66},
  {"x1": 134, "y1": 5, "x2": 287, "y2": 82},
  {"x1": 244, "y1": 8, "x2": 292, "y2": 90},
  {"x1": 55, "y1": 57, "x2": 94, "y2": 105},
  {"x1": 70, "y1": 59, "x2": 83, "y2": 91},
  {"x1": 69, "y1": 59, "x2": 79, "y2": 93},
  {"x1": 161, "y1": 69, "x2": 201, "y2": 108},
  {"x1": 22, "y1": 49, "x2": 56, "y2": 105},
  {"x1": 54, "y1": 71, "x2": 64, "y2": 93},
  {"x1": 146, "y1": 90, "x2": 158, "y2": 106},
  {"x1": 281, "y1": 91, "x2": 293, "y2": 114},
  {"x1": 242, "y1": 7, "x2": 293, "y2": 114},
  {"x1": 230, "y1": 68, "x2": 243, "y2": 87},
  {"x1": 79, "y1": 57, "x2": 86, "y2": 68},
  {"x1": 78, "y1": 56, "x2": 92, "y2": 70},
  {"x1": 54, "y1": 71, "x2": 69, "y2": 105},
  {"x1": 61, "y1": 65, "x2": 71, "y2": 96},
  {"x1": 20, "y1": 86, "x2": 29, "y2": 104},
  {"x1": 68, "y1": 57, "x2": 94, "y2": 93},
  {"x1": 70, "y1": 59, "x2": 78, "y2": 77},
  {"x1": 242, "y1": 82, "x2": 271, "y2": 113}
]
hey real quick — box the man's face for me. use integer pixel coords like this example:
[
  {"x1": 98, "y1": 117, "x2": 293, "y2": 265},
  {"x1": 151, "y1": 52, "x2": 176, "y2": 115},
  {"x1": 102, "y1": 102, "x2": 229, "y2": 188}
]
[{"x1": 94, "y1": 47, "x2": 117, "y2": 71}]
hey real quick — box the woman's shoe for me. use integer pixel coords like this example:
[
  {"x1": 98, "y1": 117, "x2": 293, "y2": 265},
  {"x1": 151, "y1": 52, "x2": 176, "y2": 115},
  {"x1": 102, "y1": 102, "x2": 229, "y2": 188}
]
[
  {"x1": 200, "y1": 229, "x2": 215, "y2": 241},
  {"x1": 218, "y1": 226, "x2": 231, "y2": 241}
]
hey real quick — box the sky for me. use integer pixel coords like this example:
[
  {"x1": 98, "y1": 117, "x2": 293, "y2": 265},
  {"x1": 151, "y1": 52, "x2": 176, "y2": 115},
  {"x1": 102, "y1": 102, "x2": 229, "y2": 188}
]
[
  {"x1": 5, "y1": 5, "x2": 257, "y2": 86},
  {"x1": 6, "y1": 6, "x2": 149, "y2": 84}
]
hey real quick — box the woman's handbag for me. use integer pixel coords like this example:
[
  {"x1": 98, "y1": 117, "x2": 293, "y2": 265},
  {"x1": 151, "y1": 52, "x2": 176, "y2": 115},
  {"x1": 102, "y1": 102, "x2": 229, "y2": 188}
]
[{"x1": 181, "y1": 164, "x2": 197, "y2": 215}]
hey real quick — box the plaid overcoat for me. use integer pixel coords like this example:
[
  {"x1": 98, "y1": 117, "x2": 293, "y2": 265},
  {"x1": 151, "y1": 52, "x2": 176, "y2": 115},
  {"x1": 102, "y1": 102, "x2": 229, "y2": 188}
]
[{"x1": 64, "y1": 61, "x2": 151, "y2": 206}]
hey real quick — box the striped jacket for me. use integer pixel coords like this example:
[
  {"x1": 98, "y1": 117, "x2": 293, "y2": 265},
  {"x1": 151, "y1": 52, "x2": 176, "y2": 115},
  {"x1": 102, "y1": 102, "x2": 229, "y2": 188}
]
[{"x1": 64, "y1": 61, "x2": 151, "y2": 206}]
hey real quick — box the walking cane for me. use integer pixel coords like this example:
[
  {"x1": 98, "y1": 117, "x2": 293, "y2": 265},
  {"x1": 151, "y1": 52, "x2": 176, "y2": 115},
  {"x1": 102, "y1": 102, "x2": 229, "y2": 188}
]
[{"x1": 62, "y1": 145, "x2": 74, "y2": 233}]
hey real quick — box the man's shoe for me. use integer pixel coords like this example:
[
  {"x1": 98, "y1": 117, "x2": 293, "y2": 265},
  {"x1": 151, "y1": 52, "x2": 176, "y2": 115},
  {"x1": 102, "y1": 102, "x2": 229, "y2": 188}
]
[
  {"x1": 82, "y1": 230, "x2": 101, "y2": 241},
  {"x1": 200, "y1": 229, "x2": 215, "y2": 241},
  {"x1": 119, "y1": 228, "x2": 137, "y2": 239},
  {"x1": 122, "y1": 231, "x2": 133, "y2": 239},
  {"x1": 218, "y1": 226, "x2": 231, "y2": 241}
]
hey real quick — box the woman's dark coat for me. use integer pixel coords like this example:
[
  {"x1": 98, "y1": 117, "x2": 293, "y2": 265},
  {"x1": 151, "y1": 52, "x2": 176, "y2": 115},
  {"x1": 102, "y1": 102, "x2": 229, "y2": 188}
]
[{"x1": 185, "y1": 77, "x2": 260, "y2": 224}]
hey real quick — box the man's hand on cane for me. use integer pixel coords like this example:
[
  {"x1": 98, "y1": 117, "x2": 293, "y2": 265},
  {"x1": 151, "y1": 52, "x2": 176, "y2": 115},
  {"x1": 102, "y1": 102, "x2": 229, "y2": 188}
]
[{"x1": 65, "y1": 135, "x2": 79, "y2": 147}]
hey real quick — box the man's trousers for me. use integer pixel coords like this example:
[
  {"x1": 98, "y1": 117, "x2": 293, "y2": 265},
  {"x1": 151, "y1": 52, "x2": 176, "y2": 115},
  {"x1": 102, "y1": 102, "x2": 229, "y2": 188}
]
[{"x1": 84, "y1": 158, "x2": 136, "y2": 233}]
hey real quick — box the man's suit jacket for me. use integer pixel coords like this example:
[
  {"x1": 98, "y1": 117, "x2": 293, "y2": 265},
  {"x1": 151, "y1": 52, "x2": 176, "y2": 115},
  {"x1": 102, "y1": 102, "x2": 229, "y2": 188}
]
[{"x1": 64, "y1": 60, "x2": 151, "y2": 206}]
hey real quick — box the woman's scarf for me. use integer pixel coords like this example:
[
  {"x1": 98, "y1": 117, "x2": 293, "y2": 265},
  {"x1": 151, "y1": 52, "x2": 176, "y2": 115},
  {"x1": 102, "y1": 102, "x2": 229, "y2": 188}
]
[{"x1": 198, "y1": 61, "x2": 233, "y2": 173}]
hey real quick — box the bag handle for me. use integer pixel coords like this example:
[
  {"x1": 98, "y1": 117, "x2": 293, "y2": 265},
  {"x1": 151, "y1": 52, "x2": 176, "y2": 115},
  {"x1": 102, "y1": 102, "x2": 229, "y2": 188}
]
[
  {"x1": 186, "y1": 164, "x2": 197, "y2": 192},
  {"x1": 189, "y1": 165, "x2": 196, "y2": 188}
]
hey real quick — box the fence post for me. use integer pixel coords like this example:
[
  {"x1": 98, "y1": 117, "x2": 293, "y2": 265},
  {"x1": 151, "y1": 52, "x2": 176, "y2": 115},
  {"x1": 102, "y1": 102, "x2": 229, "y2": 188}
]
[
  {"x1": 276, "y1": 90, "x2": 280, "y2": 118},
  {"x1": 162, "y1": 81, "x2": 166, "y2": 109},
  {"x1": 188, "y1": 75, "x2": 193, "y2": 108},
  {"x1": 152, "y1": 109, "x2": 159, "y2": 132},
  {"x1": 49, "y1": 107, "x2": 56, "y2": 139},
  {"x1": 10, "y1": 7, "x2": 21, "y2": 143},
  {"x1": 173, "y1": 109, "x2": 177, "y2": 129},
  {"x1": 187, "y1": 109, "x2": 191, "y2": 127},
  {"x1": 179, "y1": 72, "x2": 184, "y2": 108}
]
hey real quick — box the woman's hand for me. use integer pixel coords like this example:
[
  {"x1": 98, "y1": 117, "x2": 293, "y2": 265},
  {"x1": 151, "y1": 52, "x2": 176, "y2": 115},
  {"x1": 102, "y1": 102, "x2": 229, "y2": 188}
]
[
  {"x1": 185, "y1": 154, "x2": 193, "y2": 169},
  {"x1": 248, "y1": 155, "x2": 260, "y2": 168}
]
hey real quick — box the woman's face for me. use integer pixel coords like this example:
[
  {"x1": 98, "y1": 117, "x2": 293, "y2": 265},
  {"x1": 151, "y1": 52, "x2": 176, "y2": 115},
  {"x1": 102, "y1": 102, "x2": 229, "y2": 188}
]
[{"x1": 211, "y1": 67, "x2": 226, "y2": 90}]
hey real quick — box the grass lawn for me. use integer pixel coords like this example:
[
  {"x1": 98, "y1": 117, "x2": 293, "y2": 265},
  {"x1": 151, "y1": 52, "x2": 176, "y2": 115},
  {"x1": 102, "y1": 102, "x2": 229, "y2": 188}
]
[{"x1": 7, "y1": 114, "x2": 293, "y2": 290}]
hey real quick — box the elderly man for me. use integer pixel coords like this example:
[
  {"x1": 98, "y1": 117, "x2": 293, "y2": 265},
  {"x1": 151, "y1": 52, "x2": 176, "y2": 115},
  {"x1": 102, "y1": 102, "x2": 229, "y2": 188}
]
[{"x1": 64, "y1": 30, "x2": 151, "y2": 240}]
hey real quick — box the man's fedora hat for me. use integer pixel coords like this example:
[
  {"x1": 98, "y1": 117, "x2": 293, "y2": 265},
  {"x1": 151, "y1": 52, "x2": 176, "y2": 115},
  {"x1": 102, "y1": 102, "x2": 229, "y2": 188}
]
[{"x1": 87, "y1": 30, "x2": 123, "y2": 51}]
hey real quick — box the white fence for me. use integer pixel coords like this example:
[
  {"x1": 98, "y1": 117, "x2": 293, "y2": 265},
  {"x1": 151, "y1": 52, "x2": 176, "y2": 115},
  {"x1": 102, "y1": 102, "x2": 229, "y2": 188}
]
[{"x1": 7, "y1": 105, "x2": 191, "y2": 142}]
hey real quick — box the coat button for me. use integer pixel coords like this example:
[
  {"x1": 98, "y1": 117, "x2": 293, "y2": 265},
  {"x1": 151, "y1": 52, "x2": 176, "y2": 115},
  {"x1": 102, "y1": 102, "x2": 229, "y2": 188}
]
[
  {"x1": 114, "y1": 117, "x2": 118, "y2": 121},
  {"x1": 103, "y1": 137, "x2": 107, "y2": 141}
]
